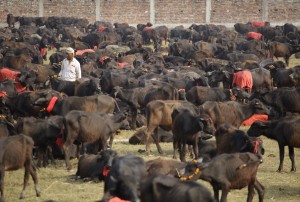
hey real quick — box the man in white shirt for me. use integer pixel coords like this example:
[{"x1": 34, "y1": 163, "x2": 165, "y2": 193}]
[{"x1": 59, "y1": 47, "x2": 81, "y2": 81}]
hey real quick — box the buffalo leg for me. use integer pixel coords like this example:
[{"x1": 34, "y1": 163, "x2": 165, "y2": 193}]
[
  {"x1": 145, "y1": 127, "x2": 154, "y2": 155},
  {"x1": 181, "y1": 140, "x2": 187, "y2": 162},
  {"x1": 172, "y1": 136, "x2": 178, "y2": 159},
  {"x1": 46, "y1": 146, "x2": 56, "y2": 165},
  {"x1": 212, "y1": 184, "x2": 220, "y2": 202},
  {"x1": 277, "y1": 144, "x2": 285, "y2": 172},
  {"x1": 29, "y1": 164, "x2": 40, "y2": 197},
  {"x1": 63, "y1": 144, "x2": 72, "y2": 170},
  {"x1": 108, "y1": 133, "x2": 115, "y2": 148},
  {"x1": 178, "y1": 139, "x2": 183, "y2": 162},
  {"x1": 188, "y1": 145, "x2": 194, "y2": 158},
  {"x1": 131, "y1": 107, "x2": 138, "y2": 130},
  {"x1": 193, "y1": 137, "x2": 199, "y2": 160},
  {"x1": 288, "y1": 146, "x2": 296, "y2": 172},
  {"x1": 20, "y1": 161, "x2": 31, "y2": 199},
  {"x1": 36, "y1": 148, "x2": 43, "y2": 168},
  {"x1": 247, "y1": 180, "x2": 255, "y2": 202},
  {"x1": 0, "y1": 167, "x2": 5, "y2": 202},
  {"x1": 254, "y1": 178, "x2": 265, "y2": 202},
  {"x1": 285, "y1": 56, "x2": 289, "y2": 66},
  {"x1": 152, "y1": 128, "x2": 163, "y2": 154},
  {"x1": 220, "y1": 185, "x2": 229, "y2": 202}
]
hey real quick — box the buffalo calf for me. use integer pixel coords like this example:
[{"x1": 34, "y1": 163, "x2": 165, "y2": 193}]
[
  {"x1": 76, "y1": 149, "x2": 118, "y2": 180},
  {"x1": 0, "y1": 135, "x2": 40, "y2": 201}
]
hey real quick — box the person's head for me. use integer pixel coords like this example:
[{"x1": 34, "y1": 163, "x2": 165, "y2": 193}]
[{"x1": 65, "y1": 47, "x2": 74, "y2": 60}]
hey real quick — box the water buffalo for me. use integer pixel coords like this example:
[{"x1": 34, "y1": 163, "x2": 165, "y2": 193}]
[
  {"x1": 145, "y1": 158, "x2": 186, "y2": 177},
  {"x1": 35, "y1": 94, "x2": 117, "y2": 116},
  {"x1": 16, "y1": 116, "x2": 64, "y2": 167},
  {"x1": 63, "y1": 111, "x2": 129, "y2": 170},
  {"x1": 0, "y1": 135, "x2": 40, "y2": 201},
  {"x1": 250, "y1": 87, "x2": 300, "y2": 117},
  {"x1": 268, "y1": 42, "x2": 300, "y2": 66},
  {"x1": 172, "y1": 108, "x2": 214, "y2": 162},
  {"x1": 216, "y1": 124, "x2": 265, "y2": 158},
  {"x1": 144, "y1": 100, "x2": 198, "y2": 155},
  {"x1": 200, "y1": 99, "x2": 270, "y2": 129},
  {"x1": 180, "y1": 153, "x2": 264, "y2": 202},
  {"x1": 101, "y1": 155, "x2": 146, "y2": 202},
  {"x1": 141, "y1": 175, "x2": 214, "y2": 202},
  {"x1": 186, "y1": 86, "x2": 250, "y2": 105},
  {"x1": 76, "y1": 149, "x2": 118, "y2": 180},
  {"x1": 247, "y1": 115, "x2": 300, "y2": 172}
]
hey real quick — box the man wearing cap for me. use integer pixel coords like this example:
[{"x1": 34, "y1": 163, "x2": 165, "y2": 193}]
[{"x1": 59, "y1": 47, "x2": 81, "y2": 81}]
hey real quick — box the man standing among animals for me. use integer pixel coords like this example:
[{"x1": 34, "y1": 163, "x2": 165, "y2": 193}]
[{"x1": 59, "y1": 47, "x2": 81, "y2": 81}]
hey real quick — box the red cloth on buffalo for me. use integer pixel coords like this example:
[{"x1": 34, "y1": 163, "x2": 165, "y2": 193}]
[
  {"x1": 242, "y1": 114, "x2": 268, "y2": 126},
  {"x1": 247, "y1": 32, "x2": 263, "y2": 40},
  {"x1": 56, "y1": 137, "x2": 63, "y2": 147},
  {"x1": 251, "y1": 22, "x2": 265, "y2": 27},
  {"x1": 232, "y1": 70, "x2": 253, "y2": 92},
  {"x1": 108, "y1": 197, "x2": 130, "y2": 202},
  {"x1": 98, "y1": 26, "x2": 108, "y2": 32},
  {"x1": 99, "y1": 56, "x2": 110, "y2": 64},
  {"x1": 40, "y1": 48, "x2": 47, "y2": 57},
  {"x1": 75, "y1": 49, "x2": 95, "y2": 56},
  {"x1": 0, "y1": 68, "x2": 26, "y2": 93},
  {"x1": 143, "y1": 26, "x2": 153, "y2": 31},
  {"x1": 117, "y1": 62, "x2": 128, "y2": 68}
]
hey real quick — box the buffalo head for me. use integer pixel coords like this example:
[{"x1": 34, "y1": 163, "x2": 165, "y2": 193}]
[
  {"x1": 247, "y1": 121, "x2": 269, "y2": 138},
  {"x1": 249, "y1": 98, "x2": 271, "y2": 115},
  {"x1": 97, "y1": 149, "x2": 118, "y2": 170},
  {"x1": 178, "y1": 159, "x2": 204, "y2": 181}
]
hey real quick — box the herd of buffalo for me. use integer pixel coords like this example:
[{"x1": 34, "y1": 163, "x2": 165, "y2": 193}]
[{"x1": 0, "y1": 14, "x2": 300, "y2": 202}]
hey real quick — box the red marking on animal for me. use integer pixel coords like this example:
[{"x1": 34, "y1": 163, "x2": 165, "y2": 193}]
[
  {"x1": 143, "y1": 26, "x2": 153, "y2": 31},
  {"x1": 0, "y1": 68, "x2": 26, "y2": 93},
  {"x1": 75, "y1": 49, "x2": 95, "y2": 56},
  {"x1": 232, "y1": 70, "x2": 253, "y2": 92},
  {"x1": 247, "y1": 32, "x2": 263, "y2": 40},
  {"x1": 117, "y1": 62, "x2": 128, "y2": 68},
  {"x1": 242, "y1": 114, "x2": 268, "y2": 126},
  {"x1": 46, "y1": 96, "x2": 59, "y2": 113},
  {"x1": 40, "y1": 48, "x2": 47, "y2": 57},
  {"x1": 251, "y1": 22, "x2": 265, "y2": 27}
]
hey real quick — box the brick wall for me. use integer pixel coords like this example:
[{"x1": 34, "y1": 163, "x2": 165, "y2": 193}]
[
  {"x1": 0, "y1": 0, "x2": 39, "y2": 23},
  {"x1": 268, "y1": 0, "x2": 300, "y2": 22},
  {"x1": 99, "y1": 0, "x2": 150, "y2": 24},
  {"x1": 1, "y1": 0, "x2": 300, "y2": 25},
  {"x1": 44, "y1": 0, "x2": 96, "y2": 23},
  {"x1": 210, "y1": 0, "x2": 263, "y2": 23},
  {"x1": 155, "y1": 0, "x2": 205, "y2": 24}
]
